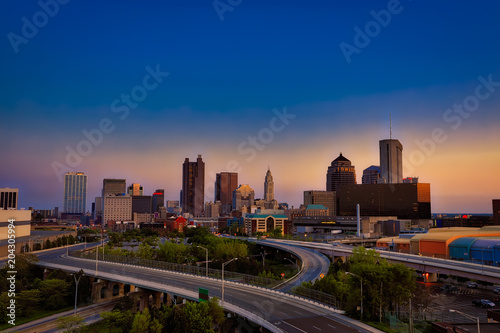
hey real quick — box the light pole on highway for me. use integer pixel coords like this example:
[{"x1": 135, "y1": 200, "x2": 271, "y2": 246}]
[
  {"x1": 222, "y1": 258, "x2": 238, "y2": 304},
  {"x1": 197, "y1": 245, "x2": 209, "y2": 277},
  {"x1": 449, "y1": 309, "x2": 480, "y2": 333},
  {"x1": 72, "y1": 269, "x2": 85, "y2": 314},
  {"x1": 346, "y1": 272, "x2": 363, "y2": 320},
  {"x1": 285, "y1": 258, "x2": 298, "y2": 272}
]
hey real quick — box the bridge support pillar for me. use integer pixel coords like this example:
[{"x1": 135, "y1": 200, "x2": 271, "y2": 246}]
[
  {"x1": 426, "y1": 273, "x2": 438, "y2": 283},
  {"x1": 151, "y1": 291, "x2": 162, "y2": 309},
  {"x1": 163, "y1": 293, "x2": 172, "y2": 306},
  {"x1": 43, "y1": 268, "x2": 53, "y2": 280}
]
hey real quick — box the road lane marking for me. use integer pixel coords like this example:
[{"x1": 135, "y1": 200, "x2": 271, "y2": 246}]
[
  {"x1": 282, "y1": 321, "x2": 308, "y2": 333},
  {"x1": 328, "y1": 324, "x2": 337, "y2": 329},
  {"x1": 313, "y1": 325, "x2": 322, "y2": 330}
]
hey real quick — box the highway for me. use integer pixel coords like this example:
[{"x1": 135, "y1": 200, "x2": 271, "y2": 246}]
[
  {"x1": 35, "y1": 251, "x2": 380, "y2": 332},
  {"x1": 263, "y1": 239, "x2": 500, "y2": 284}
]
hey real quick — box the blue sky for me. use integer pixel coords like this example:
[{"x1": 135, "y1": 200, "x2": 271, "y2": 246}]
[{"x1": 1, "y1": 0, "x2": 500, "y2": 213}]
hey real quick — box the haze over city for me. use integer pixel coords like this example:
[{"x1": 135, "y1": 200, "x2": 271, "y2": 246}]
[{"x1": 1, "y1": 0, "x2": 499, "y2": 213}]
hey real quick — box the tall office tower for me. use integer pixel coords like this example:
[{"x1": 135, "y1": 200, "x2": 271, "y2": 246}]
[
  {"x1": 362, "y1": 166, "x2": 381, "y2": 184},
  {"x1": 102, "y1": 196, "x2": 132, "y2": 224},
  {"x1": 102, "y1": 179, "x2": 126, "y2": 196},
  {"x1": 0, "y1": 188, "x2": 18, "y2": 210},
  {"x1": 182, "y1": 155, "x2": 205, "y2": 216},
  {"x1": 127, "y1": 183, "x2": 144, "y2": 196},
  {"x1": 132, "y1": 196, "x2": 152, "y2": 214},
  {"x1": 63, "y1": 172, "x2": 87, "y2": 214},
  {"x1": 379, "y1": 139, "x2": 403, "y2": 184},
  {"x1": 403, "y1": 177, "x2": 419, "y2": 184},
  {"x1": 94, "y1": 197, "x2": 103, "y2": 223},
  {"x1": 493, "y1": 200, "x2": 500, "y2": 225},
  {"x1": 215, "y1": 172, "x2": 238, "y2": 215},
  {"x1": 326, "y1": 153, "x2": 356, "y2": 192},
  {"x1": 303, "y1": 190, "x2": 335, "y2": 215},
  {"x1": 264, "y1": 168, "x2": 274, "y2": 202},
  {"x1": 152, "y1": 189, "x2": 165, "y2": 213},
  {"x1": 233, "y1": 184, "x2": 255, "y2": 211}
]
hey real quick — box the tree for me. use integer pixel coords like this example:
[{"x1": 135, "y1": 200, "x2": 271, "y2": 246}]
[
  {"x1": 183, "y1": 301, "x2": 214, "y2": 333},
  {"x1": 39, "y1": 279, "x2": 71, "y2": 310},
  {"x1": 208, "y1": 297, "x2": 225, "y2": 330},
  {"x1": 130, "y1": 308, "x2": 162, "y2": 333},
  {"x1": 56, "y1": 315, "x2": 85, "y2": 333},
  {"x1": 17, "y1": 289, "x2": 41, "y2": 317},
  {"x1": 102, "y1": 310, "x2": 133, "y2": 333}
]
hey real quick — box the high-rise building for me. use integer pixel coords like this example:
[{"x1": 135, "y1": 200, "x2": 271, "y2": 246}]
[
  {"x1": 362, "y1": 166, "x2": 381, "y2": 184},
  {"x1": 132, "y1": 196, "x2": 152, "y2": 215},
  {"x1": 152, "y1": 189, "x2": 165, "y2": 213},
  {"x1": 102, "y1": 179, "x2": 126, "y2": 196},
  {"x1": 127, "y1": 183, "x2": 144, "y2": 196},
  {"x1": 233, "y1": 184, "x2": 255, "y2": 211},
  {"x1": 103, "y1": 195, "x2": 132, "y2": 224},
  {"x1": 63, "y1": 172, "x2": 87, "y2": 214},
  {"x1": 205, "y1": 201, "x2": 222, "y2": 218},
  {"x1": 337, "y1": 183, "x2": 431, "y2": 219},
  {"x1": 182, "y1": 155, "x2": 205, "y2": 216},
  {"x1": 264, "y1": 168, "x2": 274, "y2": 202},
  {"x1": 215, "y1": 172, "x2": 238, "y2": 215},
  {"x1": 493, "y1": 200, "x2": 500, "y2": 225},
  {"x1": 379, "y1": 139, "x2": 403, "y2": 184},
  {"x1": 326, "y1": 153, "x2": 356, "y2": 192},
  {"x1": 0, "y1": 188, "x2": 18, "y2": 210},
  {"x1": 303, "y1": 190, "x2": 335, "y2": 215}
]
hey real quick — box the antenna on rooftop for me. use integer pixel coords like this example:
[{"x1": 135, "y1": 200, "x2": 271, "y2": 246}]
[{"x1": 390, "y1": 113, "x2": 392, "y2": 140}]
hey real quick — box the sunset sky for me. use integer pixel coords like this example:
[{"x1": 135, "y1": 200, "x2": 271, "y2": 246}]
[{"x1": 1, "y1": 0, "x2": 499, "y2": 213}]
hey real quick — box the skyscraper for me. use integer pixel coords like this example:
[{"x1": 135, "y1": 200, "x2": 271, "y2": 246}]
[
  {"x1": 326, "y1": 153, "x2": 356, "y2": 192},
  {"x1": 264, "y1": 168, "x2": 274, "y2": 202},
  {"x1": 215, "y1": 172, "x2": 238, "y2": 215},
  {"x1": 303, "y1": 190, "x2": 335, "y2": 215},
  {"x1": 362, "y1": 166, "x2": 381, "y2": 184},
  {"x1": 63, "y1": 172, "x2": 87, "y2": 214},
  {"x1": 152, "y1": 189, "x2": 165, "y2": 213},
  {"x1": 102, "y1": 179, "x2": 126, "y2": 196},
  {"x1": 233, "y1": 184, "x2": 255, "y2": 211},
  {"x1": 0, "y1": 188, "x2": 18, "y2": 210},
  {"x1": 379, "y1": 139, "x2": 403, "y2": 184},
  {"x1": 493, "y1": 200, "x2": 500, "y2": 225},
  {"x1": 182, "y1": 155, "x2": 205, "y2": 216},
  {"x1": 127, "y1": 183, "x2": 144, "y2": 196}
]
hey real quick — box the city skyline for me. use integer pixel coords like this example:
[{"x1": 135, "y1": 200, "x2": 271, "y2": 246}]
[{"x1": 1, "y1": 1, "x2": 499, "y2": 213}]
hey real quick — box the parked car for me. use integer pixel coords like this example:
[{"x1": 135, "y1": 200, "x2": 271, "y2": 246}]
[
  {"x1": 472, "y1": 299, "x2": 482, "y2": 307},
  {"x1": 481, "y1": 299, "x2": 495, "y2": 308},
  {"x1": 494, "y1": 287, "x2": 500, "y2": 294},
  {"x1": 467, "y1": 282, "x2": 478, "y2": 288}
]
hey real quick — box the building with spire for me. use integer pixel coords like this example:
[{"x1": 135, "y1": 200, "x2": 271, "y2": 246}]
[
  {"x1": 264, "y1": 168, "x2": 278, "y2": 209},
  {"x1": 326, "y1": 153, "x2": 356, "y2": 192}
]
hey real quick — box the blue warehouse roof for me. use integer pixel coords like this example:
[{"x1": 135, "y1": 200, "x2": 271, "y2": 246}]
[
  {"x1": 449, "y1": 237, "x2": 477, "y2": 248},
  {"x1": 471, "y1": 239, "x2": 500, "y2": 249}
]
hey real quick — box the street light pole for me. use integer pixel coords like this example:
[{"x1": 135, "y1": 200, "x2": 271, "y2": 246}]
[
  {"x1": 346, "y1": 272, "x2": 363, "y2": 320},
  {"x1": 449, "y1": 309, "x2": 480, "y2": 333},
  {"x1": 197, "y1": 245, "x2": 209, "y2": 277},
  {"x1": 222, "y1": 258, "x2": 238, "y2": 304},
  {"x1": 285, "y1": 258, "x2": 298, "y2": 272},
  {"x1": 72, "y1": 269, "x2": 85, "y2": 314}
]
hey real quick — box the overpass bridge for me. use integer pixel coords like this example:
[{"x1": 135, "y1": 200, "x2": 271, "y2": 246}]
[
  {"x1": 33, "y1": 242, "x2": 380, "y2": 333},
  {"x1": 262, "y1": 239, "x2": 500, "y2": 285}
]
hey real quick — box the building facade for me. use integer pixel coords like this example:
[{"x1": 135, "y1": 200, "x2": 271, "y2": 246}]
[
  {"x1": 127, "y1": 183, "x2": 144, "y2": 196},
  {"x1": 182, "y1": 155, "x2": 205, "y2": 216},
  {"x1": 102, "y1": 195, "x2": 132, "y2": 224},
  {"x1": 215, "y1": 172, "x2": 238, "y2": 215},
  {"x1": 102, "y1": 179, "x2": 126, "y2": 196},
  {"x1": 63, "y1": 172, "x2": 87, "y2": 214},
  {"x1": 152, "y1": 189, "x2": 165, "y2": 213},
  {"x1": 337, "y1": 183, "x2": 431, "y2": 219},
  {"x1": 233, "y1": 184, "x2": 255, "y2": 211},
  {"x1": 494, "y1": 200, "x2": 500, "y2": 225},
  {"x1": 245, "y1": 210, "x2": 288, "y2": 235},
  {"x1": 326, "y1": 153, "x2": 356, "y2": 192},
  {"x1": 303, "y1": 190, "x2": 335, "y2": 215},
  {"x1": 362, "y1": 166, "x2": 381, "y2": 184},
  {"x1": 379, "y1": 139, "x2": 403, "y2": 184},
  {"x1": 0, "y1": 188, "x2": 18, "y2": 210}
]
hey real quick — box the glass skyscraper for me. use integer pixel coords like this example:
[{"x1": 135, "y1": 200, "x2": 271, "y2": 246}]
[{"x1": 64, "y1": 172, "x2": 87, "y2": 214}]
